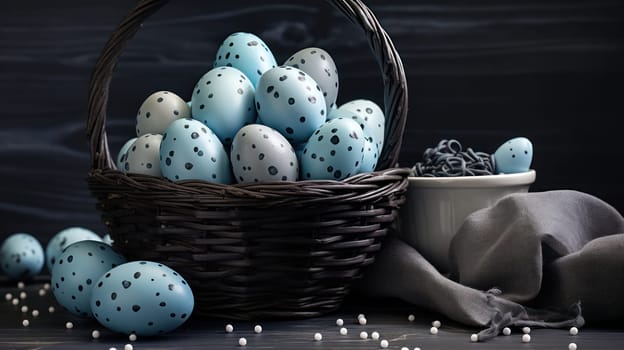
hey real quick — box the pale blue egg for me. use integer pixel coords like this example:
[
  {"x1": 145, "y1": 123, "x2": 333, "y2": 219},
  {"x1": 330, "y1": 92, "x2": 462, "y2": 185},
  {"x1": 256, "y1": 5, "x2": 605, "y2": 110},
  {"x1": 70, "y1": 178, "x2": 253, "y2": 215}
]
[
  {"x1": 46, "y1": 227, "x2": 103, "y2": 272},
  {"x1": 301, "y1": 118, "x2": 365, "y2": 180},
  {"x1": 90, "y1": 261, "x2": 194, "y2": 336},
  {"x1": 335, "y1": 99, "x2": 385, "y2": 156},
  {"x1": 51, "y1": 240, "x2": 126, "y2": 317},
  {"x1": 256, "y1": 66, "x2": 327, "y2": 144},
  {"x1": 494, "y1": 137, "x2": 534, "y2": 174},
  {"x1": 159, "y1": 119, "x2": 231, "y2": 184},
  {"x1": 214, "y1": 32, "x2": 277, "y2": 87},
  {"x1": 191, "y1": 66, "x2": 256, "y2": 144},
  {"x1": 116, "y1": 137, "x2": 137, "y2": 170},
  {"x1": 0, "y1": 233, "x2": 44, "y2": 280},
  {"x1": 284, "y1": 47, "x2": 339, "y2": 112},
  {"x1": 360, "y1": 139, "x2": 379, "y2": 172}
]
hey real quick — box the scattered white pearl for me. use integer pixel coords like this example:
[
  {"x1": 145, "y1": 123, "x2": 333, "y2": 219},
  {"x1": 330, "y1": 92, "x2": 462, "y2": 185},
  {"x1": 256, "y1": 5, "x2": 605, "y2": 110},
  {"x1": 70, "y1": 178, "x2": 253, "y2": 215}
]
[
  {"x1": 357, "y1": 313, "x2": 366, "y2": 320},
  {"x1": 568, "y1": 342, "x2": 578, "y2": 350},
  {"x1": 38, "y1": 289, "x2": 46, "y2": 297},
  {"x1": 48, "y1": 306, "x2": 55, "y2": 313},
  {"x1": 92, "y1": 330, "x2": 100, "y2": 339},
  {"x1": 522, "y1": 334, "x2": 531, "y2": 343},
  {"x1": 470, "y1": 333, "x2": 479, "y2": 342},
  {"x1": 254, "y1": 325, "x2": 262, "y2": 334},
  {"x1": 31, "y1": 310, "x2": 39, "y2": 318},
  {"x1": 358, "y1": 317, "x2": 367, "y2": 325},
  {"x1": 570, "y1": 326, "x2": 579, "y2": 336},
  {"x1": 238, "y1": 337, "x2": 247, "y2": 346},
  {"x1": 22, "y1": 319, "x2": 30, "y2": 327},
  {"x1": 430, "y1": 326, "x2": 439, "y2": 335},
  {"x1": 21, "y1": 305, "x2": 28, "y2": 313},
  {"x1": 4, "y1": 293, "x2": 12, "y2": 301},
  {"x1": 401, "y1": 347, "x2": 409, "y2": 350},
  {"x1": 380, "y1": 339, "x2": 389, "y2": 348},
  {"x1": 336, "y1": 318, "x2": 344, "y2": 326},
  {"x1": 19, "y1": 291, "x2": 27, "y2": 300},
  {"x1": 65, "y1": 321, "x2": 74, "y2": 329},
  {"x1": 225, "y1": 324, "x2": 234, "y2": 333},
  {"x1": 124, "y1": 344, "x2": 134, "y2": 350},
  {"x1": 12, "y1": 298, "x2": 19, "y2": 305},
  {"x1": 408, "y1": 314, "x2": 415, "y2": 322},
  {"x1": 522, "y1": 326, "x2": 531, "y2": 334},
  {"x1": 17, "y1": 281, "x2": 25, "y2": 289},
  {"x1": 314, "y1": 332, "x2": 323, "y2": 341},
  {"x1": 432, "y1": 320, "x2": 441, "y2": 328},
  {"x1": 414, "y1": 348, "x2": 421, "y2": 350},
  {"x1": 371, "y1": 331, "x2": 380, "y2": 340},
  {"x1": 359, "y1": 331, "x2": 368, "y2": 339},
  {"x1": 109, "y1": 348, "x2": 118, "y2": 350},
  {"x1": 129, "y1": 333, "x2": 137, "y2": 342},
  {"x1": 339, "y1": 327, "x2": 348, "y2": 335},
  {"x1": 43, "y1": 283, "x2": 51, "y2": 291}
]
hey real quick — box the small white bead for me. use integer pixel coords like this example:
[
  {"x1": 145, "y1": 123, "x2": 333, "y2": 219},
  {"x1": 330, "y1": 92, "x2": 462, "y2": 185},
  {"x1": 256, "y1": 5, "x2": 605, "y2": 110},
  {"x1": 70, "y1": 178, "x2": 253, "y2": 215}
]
[
  {"x1": 43, "y1": 283, "x2": 51, "y2": 291},
  {"x1": 358, "y1": 317, "x2": 367, "y2": 325},
  {"x1": 503, "y1": 327, "x2": 511, "y2": 336},
  {"x1": 38, "y1": 289, "x2": 46, "y2": 297},
  {"x1": 22, "y1": 319, "x2": 30, "y2": 327},
  {"x1": 129, "y1": 333, "x2": 137, "y2": 342},
  {"x1": 470, "y1": 333, "x2": 479, "y2": 342},
  {"x1": 371, "y1": 331, "x2": 380, "y2": 340},
  {"x1": 336, "y1": 318, "x2": 344, "y2": 327},
  {"x1": 12, "y1": 298, "x2": 19, "y2": 305},
  {"x1": 21, "y1": 305, "x2": 28, "y2": 313},
  {"x1": 19, "y1": 291, "x2": 27, "y2": 300},
  {"x1": 414, "y1": 348, "x2": 422, "y2": 350},
  {"x1": 65, "y1": 321, "x2": 74, "y2": 329},
  {"x1": 568, "y1": 342, "x2": 578, "y2": 350},
  {"x1": 238, "y1": 337, "x2": 247, "y2": 346},
  {"x1": 432, "y1": 320, "x2": 441, "y2": 328},
  {"x1": 522, "y1": 334, "x2": 531, "y2": 343},
  {"x1": 124, "y1": 344, "x2": 134, "y2": 350},
  {"x1": 359, "y1": 331, "x2": 368, "y2": 339},
  {"x1": 92, "y1": 330, "x2": 100, "y2": 339},
  {"x1": 522, "y1": 326, "x2": 531, "y2": 334},
  {"x1": 4, "y1": 293, "x2": 12, "y2": 301},
  {"x1": 401, "y1": 347, "x2": 409, "y2": 350},
  {"x1": 48, "y1": 306, "x2": 55, "y2": 313},
  {"x1": 225, "y1": 324, "x2": 234, "y2": 333},
  {"x1": 17, "y1": 281, "x2": 25, "y2": 289},
  {"x1": 570, "y1": 327, "x2": 579, "y2": 336},
  {"x1": 408, "y1": 314, "x2": 415, "y2": 322},
  {"x1": 357, "y1": 313, "x2": 366, "y2": 319},
  {"x1": 254, "y1": 325, "x2": 262, "y2": 334},
  {"x1": 380, "y1": 339, "x2": 389, "y2": 348},
  {"x1": 430, "y1": 326, "x2": 439, "y2": 335},
  {"x1": 314, "y1": 332, "x2": 323, "y2": 341},
  {"x1": 339, "y1": 327, "x2": 348, "y2": 335},
  {"x1": 109, "y1": 348, "x2": 117, "y2": 350},
  {"x1": 32, "y1": 310, "x2": 39, "y2": 318}
]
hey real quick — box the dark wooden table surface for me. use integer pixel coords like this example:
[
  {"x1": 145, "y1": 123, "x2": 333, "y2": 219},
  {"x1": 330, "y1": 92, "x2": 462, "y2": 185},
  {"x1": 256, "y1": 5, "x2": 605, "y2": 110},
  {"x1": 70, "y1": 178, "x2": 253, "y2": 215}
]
[{"x1": 1, "y1": 277, "x2": 623, "y2": 350}]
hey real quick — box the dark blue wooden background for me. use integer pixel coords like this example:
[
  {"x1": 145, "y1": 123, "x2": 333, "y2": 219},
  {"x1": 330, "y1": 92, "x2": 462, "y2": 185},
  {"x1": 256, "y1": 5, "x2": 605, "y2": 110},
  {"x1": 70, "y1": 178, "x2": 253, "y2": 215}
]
[{"x1": 1, "y1": 0, "x2": 622, "y2": 243}]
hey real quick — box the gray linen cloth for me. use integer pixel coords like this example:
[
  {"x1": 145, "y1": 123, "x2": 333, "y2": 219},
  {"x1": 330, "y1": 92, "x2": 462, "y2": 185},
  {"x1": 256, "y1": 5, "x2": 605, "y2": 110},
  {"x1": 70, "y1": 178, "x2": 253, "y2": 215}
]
[{"x1": 360, "y1": 190, "x2": 624, "y2": 340}]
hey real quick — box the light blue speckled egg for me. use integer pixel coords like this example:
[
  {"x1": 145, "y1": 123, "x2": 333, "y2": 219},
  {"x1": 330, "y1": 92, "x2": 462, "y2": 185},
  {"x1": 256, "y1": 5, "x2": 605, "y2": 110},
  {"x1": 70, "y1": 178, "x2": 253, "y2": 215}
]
[
  {"x1": 46, "y1": 227, "x2": 103, "y2": 272},
  {"x1": 334, "y1": 99, "x2": 385, "y2": 157},
  {"x1": 214, "y1": 32, "x2": 277, "y2": 87},
  {"x1": 116, "y1": 137, "x2": 137, "y2": 170},
  {"x1": 159, "y1": 118, "x2": 231, "y2": 184},
  {"x1": 123, "y1": 134, "x2": 163, "y2": 177},
  {"x1": 360, "y1": 139, "x2": 379, "y2": 173},
  {"x1": 256, "y1": 66, "x2": 327, "y2": 144},
  {"x1": 284, "y1": 47, "x2": 339, "y2": 111},
  {"x1": 494, "y1": 137, "x2": 534, "y2": 174},
  {"x1": 90, "y1": 261, "x2": 194, "y2": 336},
  {"x1": 191, "y1": 66, "x2": 256, "y2": 144},
  {"x1": 0, "y1": 233, "x2": 44, "y2": 280},
  {"x1": 301, "y1": 118, "x2": 365, "y2": 181},
  {"x1": 51, "y1": 240, "x2": 126, "y2": 317}
]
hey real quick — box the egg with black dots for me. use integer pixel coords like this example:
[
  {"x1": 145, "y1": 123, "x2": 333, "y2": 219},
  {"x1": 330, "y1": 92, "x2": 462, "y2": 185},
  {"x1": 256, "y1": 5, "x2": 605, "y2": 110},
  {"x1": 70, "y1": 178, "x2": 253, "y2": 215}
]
[
  {"x1": 90, "y1": 261, "x2": 194, "y2": 336},
  {"x1": 213, "y1": 32, "x2": 277, "y2": 88},
  {"x1": 255, "y1": 66, "x2": 327, "y2": 144},
  {"x1": 191, "y1": 66, "x2": 256, "y2": 144},
  {"x1": 123, "y1": 133, "x2": 163, "y2": 177},
  {"x1": 136, "y1": 91, "x2": 190, "y2": 136},
  {"x1": 230, "y1": 124, "x2": 299, "y2": 183},
  {"x1": 360, "y1": 139, "x2": 379, "y2": 172},
  {"x1": 116, "y1": 137, "x2": 138, "y2": 171},
  {"x1": 159, "y1": 118, "x2": 231, "y2": 184},
  {"x1": 301, "y1": 117, "x2": 366, "y2": 181},
  {"x1": 330, "y1": 99, "x2": 385, "y2": 158},
  {"x1": 494, "y1": 136, "x2": 533, "y2": 174},
  {"x1": 284, "y1": 47, "x2": 339, "y2": 112},
  {"x1": 45, "y1": 227, "x2": 103, "y2": 272},
  {"x1": 50, "y1": 240, "x2": 127, "y2": 317},
  {"x1": 0, "y1": 233, "x2": 45, "y2": 280}
]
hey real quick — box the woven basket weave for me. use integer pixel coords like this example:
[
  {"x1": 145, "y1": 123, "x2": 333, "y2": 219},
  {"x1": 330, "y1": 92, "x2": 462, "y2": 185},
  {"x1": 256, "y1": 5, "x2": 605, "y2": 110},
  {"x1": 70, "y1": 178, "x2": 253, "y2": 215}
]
[{"x1": 87, "y1": 0, "x2": 409, "y2": 320}]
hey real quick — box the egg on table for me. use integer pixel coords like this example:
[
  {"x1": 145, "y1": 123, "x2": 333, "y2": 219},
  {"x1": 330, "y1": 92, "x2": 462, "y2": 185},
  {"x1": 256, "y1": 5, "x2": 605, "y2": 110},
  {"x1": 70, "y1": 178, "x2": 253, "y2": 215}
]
[
  {"x1": 0, "y1": 233, "x2": 44, "y2": 280},
  {"x1": 46, "y1": 227, "x2": 103, "y2": 272},
  {"x1": 136, "y1": 91, "x2": 190, "y2": 136}
]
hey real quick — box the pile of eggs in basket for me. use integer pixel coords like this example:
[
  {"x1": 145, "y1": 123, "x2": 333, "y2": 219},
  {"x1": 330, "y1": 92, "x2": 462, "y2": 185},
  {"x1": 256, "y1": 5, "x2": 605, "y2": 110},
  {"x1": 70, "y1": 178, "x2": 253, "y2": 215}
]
[{"x1": 117, "y1": 32, "x2": 386, "y2": 183}]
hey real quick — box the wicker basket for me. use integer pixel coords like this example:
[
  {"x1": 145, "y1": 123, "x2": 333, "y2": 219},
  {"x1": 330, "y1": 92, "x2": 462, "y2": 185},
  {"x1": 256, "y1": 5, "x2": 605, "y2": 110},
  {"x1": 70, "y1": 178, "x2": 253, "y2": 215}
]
[{"x1": 86, "y1": 0, "x2": 409, "y2": 320}]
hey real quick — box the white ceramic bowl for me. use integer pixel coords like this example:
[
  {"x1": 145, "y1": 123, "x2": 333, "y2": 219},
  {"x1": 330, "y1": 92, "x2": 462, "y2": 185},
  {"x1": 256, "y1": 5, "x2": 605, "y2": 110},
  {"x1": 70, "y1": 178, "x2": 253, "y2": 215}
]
[{"x1": 397, "y1": 170, "x2": 536, "y2": 273}]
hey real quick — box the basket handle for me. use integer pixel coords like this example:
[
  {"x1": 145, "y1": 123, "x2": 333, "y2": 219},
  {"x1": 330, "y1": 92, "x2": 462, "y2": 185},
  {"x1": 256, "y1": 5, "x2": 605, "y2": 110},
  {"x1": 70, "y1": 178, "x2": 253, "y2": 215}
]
[{"x1": 87, "y1": 0, "x2": 408, "y2": 171}]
